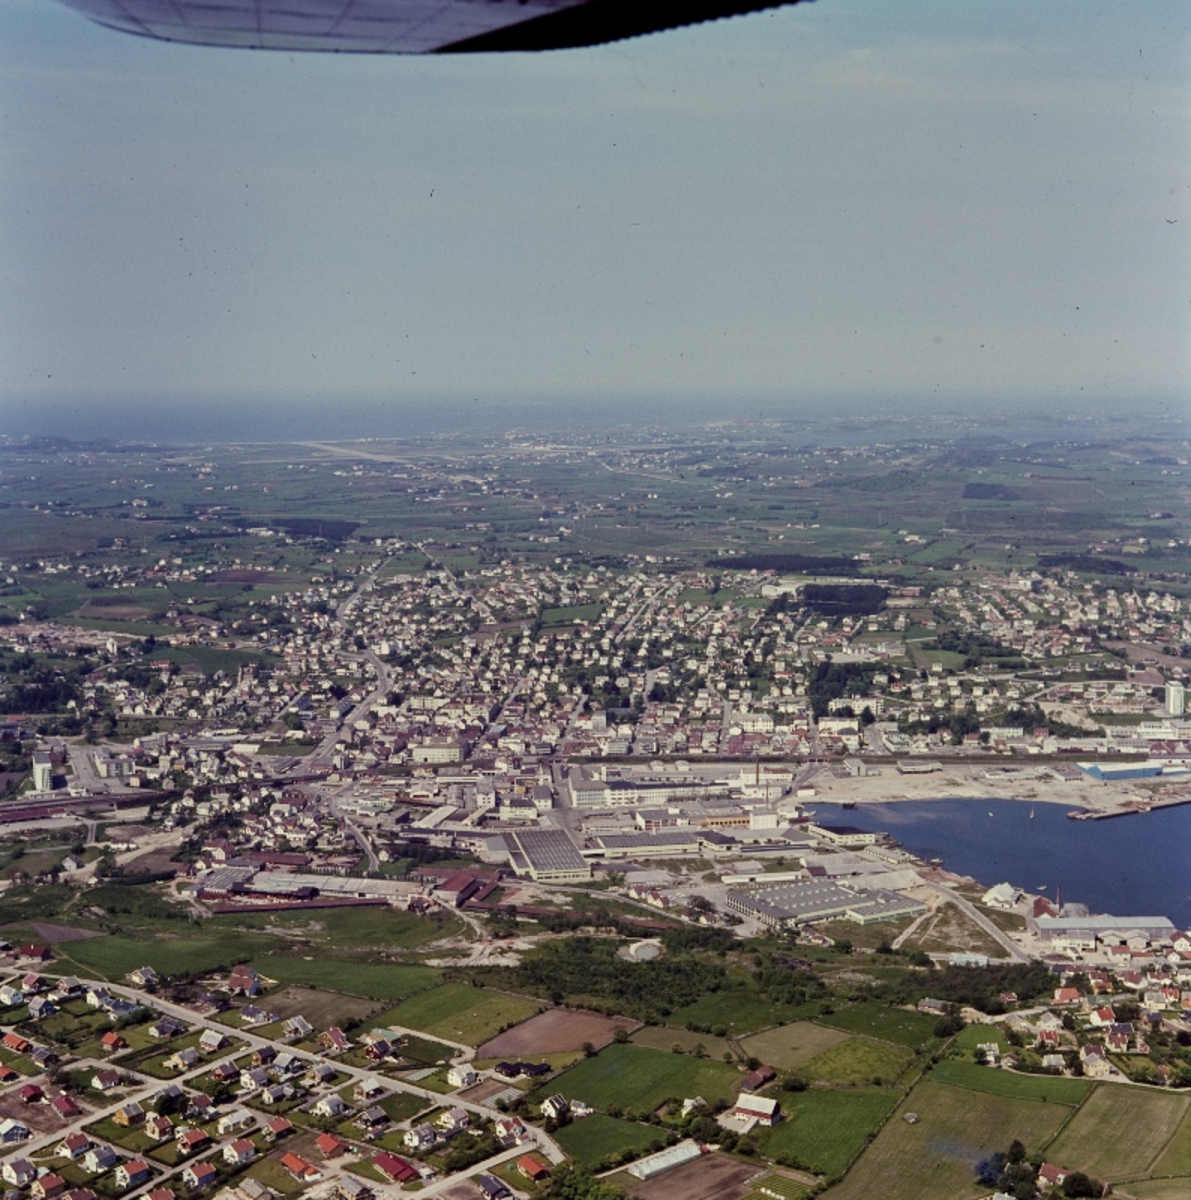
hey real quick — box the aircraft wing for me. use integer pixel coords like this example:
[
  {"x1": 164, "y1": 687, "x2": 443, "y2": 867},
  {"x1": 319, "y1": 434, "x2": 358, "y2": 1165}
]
[{"x1": 53, "y1": 0, "x2": 804, "y2": 54}]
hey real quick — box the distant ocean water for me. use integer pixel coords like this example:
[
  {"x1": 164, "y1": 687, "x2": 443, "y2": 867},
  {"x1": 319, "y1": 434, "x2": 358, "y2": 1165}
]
[{"x1": 815, "y1": 799, "x2": 1191, "y2": 926}]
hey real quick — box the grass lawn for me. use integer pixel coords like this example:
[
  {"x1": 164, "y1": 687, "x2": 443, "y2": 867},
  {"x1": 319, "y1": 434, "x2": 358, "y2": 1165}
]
[
  {"x1": 547, "y1": 1044, "x2": 741, "y2": 1113},
  {"x1": 370, "y1": 983, "x2": 541, "y2": 1046},
  {"x1": 552, "y1": 1115, "x2": 663, "y2": 1167},
  {"x1": 950, "y1": 1024, "x2": 1012, "y2": 1053},
  {"x1": 816, "y1": 1005, "x2": 939, "y2": 1049},
  {"x1": 802, "y1": 1037, "x2": 914, "y2": 1087},
  {"x1": 1046, "y1": 1086, "x2": 1191, "y2": 1182},
  {"x1": 739, "y1": 1023, "x2": 850, "y2": 1073},
  {"x1": 820, "y1": 1078, "x2": 1073, "y2": 1200},
  {"x1": 759, "y1": 1088, "x2": 899, "y2": 1177},
  {"x1": 927, "y1": 1061, "x2": 1091, "y2": 1106}
]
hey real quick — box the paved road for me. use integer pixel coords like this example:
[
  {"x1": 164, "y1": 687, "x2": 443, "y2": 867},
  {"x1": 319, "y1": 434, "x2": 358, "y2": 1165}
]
[{"x1": 923, "y1": 883, "x2": 1031, "y2": 963}]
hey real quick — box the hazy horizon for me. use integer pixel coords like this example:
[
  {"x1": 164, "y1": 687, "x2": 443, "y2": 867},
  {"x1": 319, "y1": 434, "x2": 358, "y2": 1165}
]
[{"x1": 2, "y1": 0, "x2": 1188, "y2": 424}]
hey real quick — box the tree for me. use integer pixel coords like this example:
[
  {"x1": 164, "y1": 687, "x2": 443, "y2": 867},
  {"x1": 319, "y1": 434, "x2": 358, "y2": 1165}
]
[{"x1": 1062, "y1": 1172, "x2": 1102, "y2": 1198}]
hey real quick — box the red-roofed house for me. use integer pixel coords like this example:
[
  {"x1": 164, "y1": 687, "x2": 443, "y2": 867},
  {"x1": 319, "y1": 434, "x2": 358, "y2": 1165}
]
[
  {"x1": 372, "y1": 1154, "x2": 416, "y2": 1184},
  {"x1": 517, "y1": 1155, "x2": 551, "y2": 1183}
]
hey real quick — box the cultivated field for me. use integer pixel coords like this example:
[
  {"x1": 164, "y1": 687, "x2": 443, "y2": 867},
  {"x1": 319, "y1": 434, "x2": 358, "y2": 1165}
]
[
  {"x1": 927, "y1": 1061, "x2": 1091, "y2": 1106},
  {"x1": 552, "y1": 1114, "x2": 663, "y2": 1166},
  {"x1": 820, "y1": 1079, "x2": 1074, "y2": 1200},
  {"x1": 738, "y1": 1022, "x2": 850, "y2": 1071},
  {"x1": 1045, "y1": 1086, "x2": 1191, "y2": 1183},
  {"x1": 478, "y1": 1007, "x2": 637, "y2": 1058},
  {"x1": 1118, "y1": 1182, "x2": 1191, "y2": 1200},
  {"x1": 1150, "y1": 1097, "x2": 1191, "y2": 1177},
  {"x1": 547, "y1": 1044, "x2": 741, "y2": 1113},
  {"x1": 760, "y1": 1087, "x2": 899, "y2": 1177},
  {"x1": 623, "y1": 1152, "x2": 767, "y2": 1200}
]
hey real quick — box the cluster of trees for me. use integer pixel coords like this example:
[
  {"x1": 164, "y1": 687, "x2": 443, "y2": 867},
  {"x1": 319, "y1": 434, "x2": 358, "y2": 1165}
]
[
  {"x1": 807, "y1": 659, "x2": 885, "y2": 720},
  {"x1": 873, "y1": 961, "x2": 1053, "y2": 1014},
  {"x1": 976, "y1": 1141, "x2": 1103, "y2": 1199},
  {"x1": 486, "y1": 936, "x2": 728, "y2": 1020}
]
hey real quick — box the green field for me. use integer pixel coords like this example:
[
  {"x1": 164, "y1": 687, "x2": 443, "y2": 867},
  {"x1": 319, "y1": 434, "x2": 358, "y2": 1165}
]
[
  {"x1": 802, "y1": 1037, "x2": 914, "y2": 1086},
  {"x1": 368, "y1": 983, "x2": 541, "y2": 1046},
  {"x1": 816, "y1": 1005, "x2": 939, "y2": 1048},
  {"x1": 1046, "y1": 1086, "x2": 1191, "y2": 1183},
  {"x1": 668, "y1": 989, "x2": 817, "y2": 1036},
  {"x1": 738, "y1": 1022, "x2": 850, "y2": 1072},
  {"x1": 55, "y1": 932, "x2": 278, "y2": 979},
  {"x1": 927, "y1": 1060, "x2": 1091, "y2": 1106},
  {"x1": 547, "y1": 1043, "x2": 741, "y2": 1113},
  {"x1": 257, "y1": 956, "x2": 440, "y2": 1001},
  {"x1": 759, "y1": 1087, "x2": 899, "y2": 1177},
  {"x1": 631, "y1": 1025, "x2": 735, "y2": 1060},
  {"x1": 821, "y1": 1078, "x2": 1074, "y2": 1200},
  {"x1": 552, "y1": 1115, "x2": 664, "y2": 1166}
]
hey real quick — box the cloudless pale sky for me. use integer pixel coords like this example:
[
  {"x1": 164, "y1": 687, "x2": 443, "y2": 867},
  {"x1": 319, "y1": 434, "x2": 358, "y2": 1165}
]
[{"x1": 1, "y1": 0, "x2": 1188, "y2": 432}]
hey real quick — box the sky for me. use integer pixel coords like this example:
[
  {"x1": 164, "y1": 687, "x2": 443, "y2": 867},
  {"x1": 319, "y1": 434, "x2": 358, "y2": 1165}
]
[{"x1": 0, "y1": 0, "x2": 1188, "y2": 438}]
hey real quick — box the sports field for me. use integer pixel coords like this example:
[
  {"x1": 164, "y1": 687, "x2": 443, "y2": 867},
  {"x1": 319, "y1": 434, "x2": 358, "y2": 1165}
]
[
  {"x1": 1045, "y1": 1086, "x2": 1191, "y2": 1183},
  {"x1": 820, "y1": 1079, "x2": 1074, "y2": 1200},
  {"x1": 547, "y1": 1044, "x2": 741, "y2": 1113},
  {"x1": 738, "y1": 1022, "x2": 849, "y2": 1071}
]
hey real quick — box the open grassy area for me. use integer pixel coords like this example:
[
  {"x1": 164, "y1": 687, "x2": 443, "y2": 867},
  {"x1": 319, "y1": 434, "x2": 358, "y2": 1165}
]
[
  {"x1": 816, "y1": 1005, "x2": 939, "y2": 1048},
  {"x1": 820, "y1": 1078, "x2": 1074, "y2": 1200},
  {"x1": 738, "y1": 1022, "x2": 850, "y2": 1072},
  {"x1": 368, "y1": 983, "x2": 541, "y2": 1046},
  {"x1": 631, "y1": 1025, "x2": 735, "y2": 1060},
  {"x1": 926, "y1": 1061, "x2": 1091, "y2": 1106},
  {"x1": 759, "y1": 1087, "x2": 899, "y2": 1177},
  {"x1": 668, "y1": 990, "x2": 818, "y2": 1037},
  {"x1": 257, "y1": 957, "x2": 440, "y2": 1001},
  {"x1": 546, "y1": 1043, "x2": 741, "y2": 1114},
  {"x1": 802, "y1": 1037, "x2": 915, "y2": 1087},
  {"x1": 552, "y1": 1114, "x2": 663, "y2": 1166},
  {"x1": 55, "y1": 931, "x2": 277, "y2": 979},
  {"x1": 1045, "y1": 1086, "x2": 1191, "y2": 1183}
]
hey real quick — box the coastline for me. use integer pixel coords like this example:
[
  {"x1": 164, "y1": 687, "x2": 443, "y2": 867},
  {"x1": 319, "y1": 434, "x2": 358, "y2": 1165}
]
[{"x1": 803, "y1": 761, "x2": 1191, "y2": 819}]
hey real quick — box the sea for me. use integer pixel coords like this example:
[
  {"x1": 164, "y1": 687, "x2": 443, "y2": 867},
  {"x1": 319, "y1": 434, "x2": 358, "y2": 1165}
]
[{"x1": 812, "y1": 798, "x2": 1191, "y2": 927}]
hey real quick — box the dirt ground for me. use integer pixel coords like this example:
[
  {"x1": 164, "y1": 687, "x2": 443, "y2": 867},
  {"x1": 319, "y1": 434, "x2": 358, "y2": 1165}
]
[
  {"x1": 257, "y1": 985, "x2": 379, "y2": 1026},
  {"x1": 477, "y1": 1008, "x2": 639, "y2": 1059},
  {"x1": 458, "y1": 1078, "x2": 520, "y2": 1104},
  {"x1": 27, "y1": 923, "x2": 104, "y2": 943},
  {"x1": 623, "y1": 1154, "x2": 767, "y2": 1200},
  {"x1": 0, "y1": 1091, "x2": 88, "y2": 1135},
  {"x1": 436, "y1": 1184, "x2": 484, "y2": 1200}
]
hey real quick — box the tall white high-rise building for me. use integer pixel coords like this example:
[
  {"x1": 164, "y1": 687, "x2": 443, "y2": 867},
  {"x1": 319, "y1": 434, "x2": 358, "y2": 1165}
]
[{"x1": 1167, "y1": 680, "x2": 1186, "y2": 717}]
